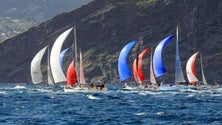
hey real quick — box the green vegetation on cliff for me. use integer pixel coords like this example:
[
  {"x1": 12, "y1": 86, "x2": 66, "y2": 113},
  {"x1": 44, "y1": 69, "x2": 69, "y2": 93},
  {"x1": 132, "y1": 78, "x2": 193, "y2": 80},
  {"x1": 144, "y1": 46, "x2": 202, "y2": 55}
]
[{"x1": 0, "y1": 0, "x2": 221, "y2": 83}]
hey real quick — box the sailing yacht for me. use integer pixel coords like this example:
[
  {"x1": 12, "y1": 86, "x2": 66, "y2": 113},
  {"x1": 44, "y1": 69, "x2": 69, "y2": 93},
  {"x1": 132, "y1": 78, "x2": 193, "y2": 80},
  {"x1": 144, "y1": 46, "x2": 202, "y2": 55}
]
[
  {"x1": 132, "y1": 48, "x2": 159, "y2": 89},
  {"x1": 175, "y1": 25, "x2": 186, "y2": 85},
  {"x1": 186, "y1": 52, "x2": 218, "y2": 89},
  {"x1": 64, "y1": 26, "x2": 107, "y2": 92},
  {"x1": 153, "y1": 35, "x2": 177, "y2": 90},
  {"x1": 118, "y1": 40, "x2": 138, "y2": 89}
]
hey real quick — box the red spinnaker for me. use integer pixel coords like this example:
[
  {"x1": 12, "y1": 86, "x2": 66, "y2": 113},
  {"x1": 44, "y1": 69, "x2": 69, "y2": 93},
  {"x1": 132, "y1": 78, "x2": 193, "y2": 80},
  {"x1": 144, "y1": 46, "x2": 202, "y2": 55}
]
[{"x1": 66, "y1": 60, "x2": 78, "y2": 86}]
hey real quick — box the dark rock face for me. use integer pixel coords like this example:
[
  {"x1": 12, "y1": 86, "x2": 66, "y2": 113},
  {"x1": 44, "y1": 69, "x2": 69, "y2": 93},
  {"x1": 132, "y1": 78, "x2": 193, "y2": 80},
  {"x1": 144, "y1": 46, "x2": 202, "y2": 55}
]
[{"x1": 0, "y1": 0, "x2": 221, "y2": 83}]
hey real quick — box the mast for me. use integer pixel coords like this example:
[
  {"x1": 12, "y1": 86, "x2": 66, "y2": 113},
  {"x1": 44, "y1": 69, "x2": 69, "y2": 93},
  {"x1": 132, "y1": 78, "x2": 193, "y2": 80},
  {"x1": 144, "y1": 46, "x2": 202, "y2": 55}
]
[
  {"x1": 74, "y1": 26, "x2": 79, "y2": 84},
  {"x1": 175, "y1": 25, "x2": 185, "y2": 84}
]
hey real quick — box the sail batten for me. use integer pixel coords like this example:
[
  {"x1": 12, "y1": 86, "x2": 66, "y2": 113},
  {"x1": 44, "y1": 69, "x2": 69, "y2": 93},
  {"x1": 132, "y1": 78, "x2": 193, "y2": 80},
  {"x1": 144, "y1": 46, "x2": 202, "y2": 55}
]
[
  {"x1": 153, "y1": 35, "x2": 174, "y2": 78},
  {"x1": 118, "y1": 40, "x2": 137, "y2": 81}
]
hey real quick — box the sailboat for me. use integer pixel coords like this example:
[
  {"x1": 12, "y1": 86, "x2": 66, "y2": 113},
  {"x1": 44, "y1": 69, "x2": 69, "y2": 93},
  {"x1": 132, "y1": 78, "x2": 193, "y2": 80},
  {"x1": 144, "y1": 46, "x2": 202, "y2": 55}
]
[
  {"x1": 186, "y1": 52, "x2": 216, "y2": 89},
  {"x1": 30, "y1": 46, "x2": 48, "y2": 84},
  {"x1": 153, "y1": 35, "x2": 174, "y2": 77},
  {"x1": 132, "y1": 48, "x2": 158, "y2": 89},
  {"x1": 118, "y1": 40, "x2": 138, "y2": 89},
  {"x1": 31, "y1": 28, "x2": 74, "y2": 86},
  {"x1": 64, "y1": 26, "x2": 107, "y2": 92},
  {"x1": 153, "y1": 35, "x2": 176, "y2": 90},
  {"x1": 133, "y1": 47, "x2": 150, "y2": 85},
  {"x1": 168, "y1": 25, "x2": 190, "y2": 90}
]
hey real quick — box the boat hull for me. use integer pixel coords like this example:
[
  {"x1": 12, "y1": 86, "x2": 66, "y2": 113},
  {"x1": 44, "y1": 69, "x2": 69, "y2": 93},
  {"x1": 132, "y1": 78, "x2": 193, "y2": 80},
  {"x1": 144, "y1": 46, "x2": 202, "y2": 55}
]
[{"x1": 64, "y1": 85, "x2": 107, "y2": 93}]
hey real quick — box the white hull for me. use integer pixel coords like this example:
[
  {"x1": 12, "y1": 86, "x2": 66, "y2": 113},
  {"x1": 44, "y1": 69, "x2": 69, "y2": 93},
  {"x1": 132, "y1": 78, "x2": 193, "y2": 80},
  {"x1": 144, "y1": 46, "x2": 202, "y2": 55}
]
[
  {"x1": 159, "y1": 84, "x2": 198, "y2": 91},
  {"x1": 64, "y1": 85, "x2": 107, "y2": 93}
]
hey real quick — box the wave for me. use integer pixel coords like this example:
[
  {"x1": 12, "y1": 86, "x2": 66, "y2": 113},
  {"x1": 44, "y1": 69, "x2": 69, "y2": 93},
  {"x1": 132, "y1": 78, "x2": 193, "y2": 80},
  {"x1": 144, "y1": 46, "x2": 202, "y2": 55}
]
[
  {"x1": 13, "y1": 85, "x2": 26, "y2": 89},
  {"x1": 86, "y1": 94, "x2": 101, "y2": 100}
]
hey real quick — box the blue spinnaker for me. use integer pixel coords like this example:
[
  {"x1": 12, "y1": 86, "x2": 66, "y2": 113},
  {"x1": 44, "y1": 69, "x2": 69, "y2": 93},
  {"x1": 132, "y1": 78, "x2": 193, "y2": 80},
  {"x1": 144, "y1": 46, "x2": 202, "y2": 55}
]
[
  {"x1": 153, "y1": 35, "x2": 174, "y2": 78},
  {"x1": 59, "y1": 47, "x2": 70, "y2": 71},
  {"x1": 118, "y1": 40, "x2": 137, "y2": 81}
]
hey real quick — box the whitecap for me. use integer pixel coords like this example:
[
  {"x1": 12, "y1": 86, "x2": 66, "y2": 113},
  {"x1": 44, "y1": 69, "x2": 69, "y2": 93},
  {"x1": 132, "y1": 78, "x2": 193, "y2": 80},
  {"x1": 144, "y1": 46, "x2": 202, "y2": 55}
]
[
  {"x1": 86, "y1": 95, "x2": 101, "y2": 100},
  {"x1": 139, "y1": 92, "x2": 147, "y2": 96},
  {"x1": 157, "y1": 112, "x2": 165, "y2": 115},
  {"x1": 135, "y1": 112, "x2": 147, "y2": 116},
  {"x1": 34, "y1": 88, "x2": 53, "y2": 93},
  {"x1": 0, "y1": 91, "x2": 6, "y2": 94},
  {"x1": 13, "y1": 85, "x2": 26, "y2": 89},
  {"x1": 186, "y1": 94, "x2": 195, "y2": 97}
]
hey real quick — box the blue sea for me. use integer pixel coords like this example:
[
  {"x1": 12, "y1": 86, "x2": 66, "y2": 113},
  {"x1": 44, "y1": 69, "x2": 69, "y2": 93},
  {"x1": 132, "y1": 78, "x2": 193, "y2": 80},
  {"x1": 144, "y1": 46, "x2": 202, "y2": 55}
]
[{"x1": 0, "y1": 83, "x2": 221, "y2": 125}]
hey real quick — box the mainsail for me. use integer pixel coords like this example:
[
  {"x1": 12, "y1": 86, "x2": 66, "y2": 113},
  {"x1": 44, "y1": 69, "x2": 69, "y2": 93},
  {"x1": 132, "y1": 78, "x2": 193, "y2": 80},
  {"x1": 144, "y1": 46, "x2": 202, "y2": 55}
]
[
  {"x1": 118, "y1": 40, "x2": 137, "y2": 81},
  {"x1": 186, "y1": 52, "x2": 199, "y2": 85},
  {"x1": 153, "y1": 35, "x2": 174, "y2": 77},
  {"x1": 50, "y1": 28, "x2": 73, "y2": 83},
  {"x1": 150, "y1": 51, "x2": 157, "y2": 85},
  {"x1": 200, "y1": 53, "x2": 208, "y2": 85},
  {"x1": 31, "y1": 46, "x2": 48, "y2": 84},
  {"x1": 47, "y1": 46, "x2": 54, "y2": 85},
  {"x1": 79, "y1": 50, "x2": 86, "y2": 84},
  {"x1": 175, "y1": 26, "x2": 186, "y2": 84}
]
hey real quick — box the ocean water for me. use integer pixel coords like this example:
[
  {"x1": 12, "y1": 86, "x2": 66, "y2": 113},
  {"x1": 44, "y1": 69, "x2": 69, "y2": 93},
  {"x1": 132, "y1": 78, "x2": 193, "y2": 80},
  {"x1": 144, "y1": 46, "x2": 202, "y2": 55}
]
[{"x1": 0, "y1": 83, "x2": 221, "y2": 125}]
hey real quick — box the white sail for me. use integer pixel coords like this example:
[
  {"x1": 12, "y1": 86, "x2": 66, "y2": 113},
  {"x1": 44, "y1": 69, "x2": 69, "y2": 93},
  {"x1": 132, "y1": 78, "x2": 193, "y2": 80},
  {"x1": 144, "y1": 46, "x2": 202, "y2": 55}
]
[
  {"x1": 175, "y1": 25, "x2": 185, "y2": 84},
  {"x1": 31, "y1": 46, "x2": 48, "y2": 84},
  {"x1": 150, "y1": 51, "x2": 157, "y2": 85},
  {"x1": 200, "y1": 54, "x2": 208, "y2": 85},
  {"x1": 50, "y1": 28, "x2": 73, "y2": 83},
  {"x1": 47, "y1": 46, "x2": 54, "y2": 85},
  {"x1": 186, "y1": 52, "x2": 199, "y2": 84},
  {"x1": 79, "y1": 50, "x2": 86, "y2": 84}
]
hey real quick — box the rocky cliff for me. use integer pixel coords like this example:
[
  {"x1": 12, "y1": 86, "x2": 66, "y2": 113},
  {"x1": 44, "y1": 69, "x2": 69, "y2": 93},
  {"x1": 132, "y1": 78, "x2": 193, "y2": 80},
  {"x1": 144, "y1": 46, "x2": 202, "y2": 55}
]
[{"x1": 0, "y1": 0, "x2": 221, "y2": 83}]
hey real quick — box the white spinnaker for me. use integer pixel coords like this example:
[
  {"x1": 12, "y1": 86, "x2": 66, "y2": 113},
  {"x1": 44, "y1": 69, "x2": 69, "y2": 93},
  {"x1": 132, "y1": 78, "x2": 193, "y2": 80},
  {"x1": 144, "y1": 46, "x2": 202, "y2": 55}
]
[
  {"x1": 50, "y1": 28, "x2": 73, "y2": 83},
  {"x1": 31, "y1": 46, "x2": 48, "y2": 84},
  {"x1": 186, "y1": 52, "x2": 199, "y2": 83}
]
